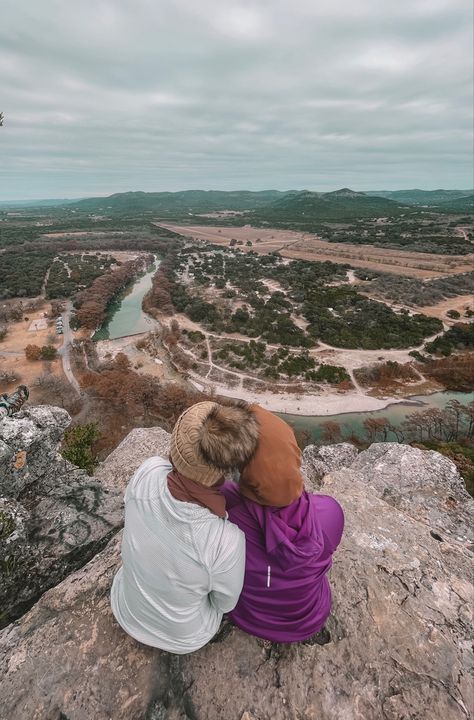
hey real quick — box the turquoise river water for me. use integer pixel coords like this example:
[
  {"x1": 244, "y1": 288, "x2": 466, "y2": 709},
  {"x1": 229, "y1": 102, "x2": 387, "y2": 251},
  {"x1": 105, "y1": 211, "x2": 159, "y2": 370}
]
[{"x1": 93, "y1": 258, "x2": 160, "y2": 341}]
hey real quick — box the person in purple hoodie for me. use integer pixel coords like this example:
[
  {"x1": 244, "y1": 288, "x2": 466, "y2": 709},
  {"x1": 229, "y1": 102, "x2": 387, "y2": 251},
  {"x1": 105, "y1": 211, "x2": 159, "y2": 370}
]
[{"x1": 221, "y1": 404, "x2": 344, "y2": 643}]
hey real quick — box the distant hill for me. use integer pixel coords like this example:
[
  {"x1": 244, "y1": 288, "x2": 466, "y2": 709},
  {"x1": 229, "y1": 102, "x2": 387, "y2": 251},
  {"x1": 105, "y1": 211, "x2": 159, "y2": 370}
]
[
  {"x1": 366, "y1": 189, "x2": 474, "y2": 206},
  {"x1": 256, "y1": 188, "x2": 410, "y2": 222},
  {"x1": 434, "y1": 194, "x2": 474, "y2": 213},
  {"x1": 0, "y1": 198, "x2": 75, "y2": 208},
  {"x1": 71, "y1": 190, "x2": 289, "y2": 213}
]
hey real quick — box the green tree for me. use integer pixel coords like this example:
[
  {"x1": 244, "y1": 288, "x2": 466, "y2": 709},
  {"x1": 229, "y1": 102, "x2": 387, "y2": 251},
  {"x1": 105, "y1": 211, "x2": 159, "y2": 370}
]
[
  {"x1": 40, "y1": 345, "x2": 57, "y2": 360},
  {"x1": 62, "y1": 423, "x2": 100, "y2": 475}
]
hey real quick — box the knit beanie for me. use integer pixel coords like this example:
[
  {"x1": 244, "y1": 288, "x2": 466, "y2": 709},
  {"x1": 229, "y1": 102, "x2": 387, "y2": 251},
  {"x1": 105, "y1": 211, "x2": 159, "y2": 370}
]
[{"x1": 170, "y1": 401, "x2": 259, "y2": 487}]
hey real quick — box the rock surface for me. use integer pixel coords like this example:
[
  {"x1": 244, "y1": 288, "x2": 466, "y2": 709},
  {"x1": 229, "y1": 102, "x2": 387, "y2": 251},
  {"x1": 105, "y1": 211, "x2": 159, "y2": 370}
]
[
  {"x1": 0, "y1": 406, "x2": 122, "y2": 627},
  {"x1": 95, "y1": 425, "x2": 171, "y2": 491},
  {"x1": 301, "y1": 442, "x2": 358, "y2": 488},
  {"x1": 351, "y1": 442, "x2": 473, "y2": 543},
  {"x1": 0, "y1": 413, "x2": 473, "y2": 720}
]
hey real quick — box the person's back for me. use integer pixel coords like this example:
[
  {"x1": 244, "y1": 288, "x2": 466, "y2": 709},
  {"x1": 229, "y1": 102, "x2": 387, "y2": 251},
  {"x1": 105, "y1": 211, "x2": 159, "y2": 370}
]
[
  {"x1": 222, "y1": 482, "x2": 343, "y2": 642},
  {"x1": 111, "y1": 456, "x2": 245, "y2": 653},
  {"x1": 110, "y1": 401, "x2": 260, "y2": 654},
  {"x1": 221, "y1": 404, "x2": 344, "y2": 643}
]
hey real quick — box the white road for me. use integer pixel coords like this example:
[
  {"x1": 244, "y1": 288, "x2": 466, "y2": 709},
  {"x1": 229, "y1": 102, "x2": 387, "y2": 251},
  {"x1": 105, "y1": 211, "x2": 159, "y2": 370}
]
[{"x1": 58, "y1": 300, "x2": 81, "y2": 395}]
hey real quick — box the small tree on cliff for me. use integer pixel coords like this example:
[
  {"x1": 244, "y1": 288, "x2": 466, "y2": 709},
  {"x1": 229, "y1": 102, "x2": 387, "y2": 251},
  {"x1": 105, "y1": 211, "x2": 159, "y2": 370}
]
[{"x1": 62, "y1": 423, "x2": 100, "y2": 474}]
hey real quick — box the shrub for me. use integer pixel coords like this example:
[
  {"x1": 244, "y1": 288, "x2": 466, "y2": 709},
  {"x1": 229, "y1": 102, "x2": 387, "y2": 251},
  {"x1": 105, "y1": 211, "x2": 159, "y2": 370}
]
[
  {"x1": 62, "y1": 423, "x2": 100, "y2": 474},
  {"x1": 40, "y1": 345, "x2": 57, "y2": 360},
  {"x1": 25, "y1": 344, "x2": 42, "y2": 361}
]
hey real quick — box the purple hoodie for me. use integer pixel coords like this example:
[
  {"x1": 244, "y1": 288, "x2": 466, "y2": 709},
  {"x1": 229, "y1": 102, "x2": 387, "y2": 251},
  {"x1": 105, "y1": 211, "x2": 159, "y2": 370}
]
[{"x1": 221, "y1": 481, "x2": 344, "y2": 643}]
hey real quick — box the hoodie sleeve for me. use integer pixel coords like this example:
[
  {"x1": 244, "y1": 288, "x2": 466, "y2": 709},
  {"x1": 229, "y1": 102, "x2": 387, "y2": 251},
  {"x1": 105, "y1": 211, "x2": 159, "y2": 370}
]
[
  {"x1": 314, "y1": 494, "x2": 345, "y2": 553},
  {"x1": 208, "y1": 523, "x2": 246, "y2": 614}
]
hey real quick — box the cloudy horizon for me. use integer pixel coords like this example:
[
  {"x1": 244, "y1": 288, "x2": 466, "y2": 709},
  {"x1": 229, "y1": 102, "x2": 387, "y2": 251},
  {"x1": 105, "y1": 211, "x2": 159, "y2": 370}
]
[{"x1": 1, "y1": 0, "x2": 473, "y2": 201}]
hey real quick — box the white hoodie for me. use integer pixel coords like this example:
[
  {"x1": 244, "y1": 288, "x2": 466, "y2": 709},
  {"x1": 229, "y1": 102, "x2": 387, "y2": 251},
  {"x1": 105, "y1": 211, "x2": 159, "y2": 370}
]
[{"x1": 110, "y1": 456, "x2": 245, "y2": 654}]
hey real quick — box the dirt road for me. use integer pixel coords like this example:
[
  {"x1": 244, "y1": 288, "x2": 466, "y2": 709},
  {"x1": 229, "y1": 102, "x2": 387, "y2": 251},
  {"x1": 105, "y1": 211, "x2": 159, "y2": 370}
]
[{"x1": 59, "y1": 301, "x2": 81, "y2": 395}]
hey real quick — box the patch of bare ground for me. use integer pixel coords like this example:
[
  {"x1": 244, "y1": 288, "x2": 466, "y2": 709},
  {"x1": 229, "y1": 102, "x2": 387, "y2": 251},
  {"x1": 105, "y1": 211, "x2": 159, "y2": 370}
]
[
  {"x1": 412, "y1": 296, "x2": 474, "y2": 322},
  {"x1": 207, "y1": 368, "x2": 241, "y2": 387},
  {"x1": 366, "y1": 378, "x2": 443, "y2": 399},
  {"x1": 94, "y1": 332, "x2": 184, "y2": 385},
  {"x1": 358, "y1": 291, "x2": 473, "y2": 323},
  {"x1": 352, "y1": 361, "x2": 443, "y2": 399},
  {"x1": 0, "y1": 301, "x2": 65, "y2": 396},
  {"x1": 160, "y1": 223, "x2": 474, "y2": 279}
]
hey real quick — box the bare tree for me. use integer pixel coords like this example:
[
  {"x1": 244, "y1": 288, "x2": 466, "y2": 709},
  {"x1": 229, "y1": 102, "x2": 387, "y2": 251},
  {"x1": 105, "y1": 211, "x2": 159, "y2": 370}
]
[{"x1": 321, "y1": 420, "x2": 342, "y2": 444}]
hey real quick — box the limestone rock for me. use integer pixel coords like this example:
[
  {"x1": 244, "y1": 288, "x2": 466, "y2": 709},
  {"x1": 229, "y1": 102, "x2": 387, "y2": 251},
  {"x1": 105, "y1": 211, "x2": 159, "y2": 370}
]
[
  {"x1": 96, "y1": 425, "x2": 171, "y2": 491},
  {"x1": 0, "y1": 405, "x2": 70, "y2": 497},
  {"x1": 0, "y1": 406, "x2": 123, "y2": 627},
  {"x1": 301, "y1": 442, "x2": 358, "y2": 490},
  {"x1": 0, "y1": 533, "x2": 166, "y2": 720},
  {"x1": 351, "y1": 442, "x2": 473, "y2": 544},
  {"x1": 1, "y1": 427, "x2": 472, "y2": 720}
]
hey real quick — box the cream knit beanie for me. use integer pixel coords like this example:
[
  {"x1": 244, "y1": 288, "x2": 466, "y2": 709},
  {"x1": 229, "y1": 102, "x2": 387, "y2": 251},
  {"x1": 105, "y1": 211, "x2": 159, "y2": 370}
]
[
  {"x1": 170, "y1": 402, "x2": 223, "y2": 486},
  {"x1": 170, "y1": 401, "x2": 259, "y2": 487}
]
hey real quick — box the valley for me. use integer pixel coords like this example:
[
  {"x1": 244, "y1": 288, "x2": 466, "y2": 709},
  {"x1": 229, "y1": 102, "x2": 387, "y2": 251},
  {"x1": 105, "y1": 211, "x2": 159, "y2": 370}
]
[{"x1": 0, "y1": 188, "x2": 472, "y2": 458}]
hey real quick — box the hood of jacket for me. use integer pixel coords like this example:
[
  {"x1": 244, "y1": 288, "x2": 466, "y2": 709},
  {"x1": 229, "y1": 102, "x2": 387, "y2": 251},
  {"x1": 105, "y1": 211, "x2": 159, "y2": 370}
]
[
  {"x1": 225, "y1": 483, "x2": 325, "y2": 570},
  {"x1": 240, "y1": 405, "x2": 303, "y2": 507}
]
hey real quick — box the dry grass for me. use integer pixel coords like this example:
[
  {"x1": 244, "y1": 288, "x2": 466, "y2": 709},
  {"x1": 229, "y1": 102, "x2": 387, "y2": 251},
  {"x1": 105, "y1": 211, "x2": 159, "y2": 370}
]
[
  {"x1": 161, "y1": 223, "x2": 474, "y2": 280},
  {"x1": 0, "y1": 301, "x2": 65, "y2": 396}
]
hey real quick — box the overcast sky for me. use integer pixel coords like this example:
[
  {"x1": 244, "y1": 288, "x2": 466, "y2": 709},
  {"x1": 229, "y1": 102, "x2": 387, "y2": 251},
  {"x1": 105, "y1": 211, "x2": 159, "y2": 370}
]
[{"x1": 1, "y1": 0, "x2": 473, "y2": 200}]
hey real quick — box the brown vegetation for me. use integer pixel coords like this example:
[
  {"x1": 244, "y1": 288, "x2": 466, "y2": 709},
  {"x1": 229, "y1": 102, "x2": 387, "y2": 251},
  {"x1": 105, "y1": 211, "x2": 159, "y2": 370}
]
[
  {"x1": 73, "y1": 352, "x2": 216, "y2": 456},
  {"x1": 33, "y1": 372, "x2": 82, "y2": 416},
  {"x1": 24, "y1": 344, "x2": 58, "y2": 361},
  {"x1": 142, "y1": 255, "x2": 175, "y2": 317},
  {"x1": 420, "y1": 353, "x2": 474, "y2": 392},
  {"x1": 354, "y1": 361, "x2": 420, "y2": 388}
]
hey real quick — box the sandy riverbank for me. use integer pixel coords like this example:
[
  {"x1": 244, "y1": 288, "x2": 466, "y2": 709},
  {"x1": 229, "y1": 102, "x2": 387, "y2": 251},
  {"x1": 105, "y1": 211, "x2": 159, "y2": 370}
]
[{"x1": 187, "y1": 375, "x2": 412, "y2": 416}]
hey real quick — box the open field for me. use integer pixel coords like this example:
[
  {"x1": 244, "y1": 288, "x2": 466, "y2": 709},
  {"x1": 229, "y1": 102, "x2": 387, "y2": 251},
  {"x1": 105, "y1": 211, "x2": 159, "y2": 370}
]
[
  {"x1": 160, "y1": 223, "x2": 474, "y2": 279},
  {"x1": 0, "y1": 301, "x2": 65, "y2": 396}
]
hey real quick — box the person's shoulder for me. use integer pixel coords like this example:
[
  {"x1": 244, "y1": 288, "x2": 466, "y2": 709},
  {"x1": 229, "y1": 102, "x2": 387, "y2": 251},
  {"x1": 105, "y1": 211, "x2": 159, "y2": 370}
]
[
  {"x1": 197, "y1": 511, "x2": 245, "y2": 564},
  {"x1": 125, "y1": 455, "x2": 171, "y2": 500},
  {"x1": 311, "y1": 493, "x2": 343, "y2": 511},
  {"x1": 211, "y1": 516, "x2": 245, "y2": 566}
]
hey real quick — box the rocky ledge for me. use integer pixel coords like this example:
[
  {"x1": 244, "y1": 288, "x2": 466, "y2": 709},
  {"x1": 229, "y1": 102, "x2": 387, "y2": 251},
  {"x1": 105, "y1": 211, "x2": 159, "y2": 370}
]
[{"x1": 0, "y1": 407, "x2": 473, "y2": 720}]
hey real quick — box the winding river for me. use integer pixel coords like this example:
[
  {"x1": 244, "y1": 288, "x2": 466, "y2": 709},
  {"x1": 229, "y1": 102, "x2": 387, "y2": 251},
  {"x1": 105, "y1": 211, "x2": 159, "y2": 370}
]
[
  {"x1": 282, "y1": 390, "x2": 473, "y2": 442},
  {"x1": 93, "y1": 258, "x2": 160, "y2": 341},
  {"x1": 92, "y1": 263, "x2": 471, "y2": 438}
]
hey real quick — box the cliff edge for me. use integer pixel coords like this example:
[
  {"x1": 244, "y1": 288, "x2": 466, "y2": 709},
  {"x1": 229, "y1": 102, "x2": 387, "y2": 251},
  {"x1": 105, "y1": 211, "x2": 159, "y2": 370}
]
[{"x1": 0, "y1": 406, "x2": 473, "y2": 720}]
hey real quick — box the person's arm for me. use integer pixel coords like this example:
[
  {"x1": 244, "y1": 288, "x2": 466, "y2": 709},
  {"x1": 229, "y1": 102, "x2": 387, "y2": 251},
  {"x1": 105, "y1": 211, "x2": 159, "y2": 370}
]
[
  {"x1": 312, "y1": 494, "x2": 345, "y2": 556},
  {"x1": 208, "y1": 527, "x2": 245, "y2": 614}
]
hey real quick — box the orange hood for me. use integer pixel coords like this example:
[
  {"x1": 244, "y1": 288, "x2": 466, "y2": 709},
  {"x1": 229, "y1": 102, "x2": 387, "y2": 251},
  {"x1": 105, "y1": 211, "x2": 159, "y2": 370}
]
[{"x1": 240, "y1": 405, "x2": 303, "y2": 507}]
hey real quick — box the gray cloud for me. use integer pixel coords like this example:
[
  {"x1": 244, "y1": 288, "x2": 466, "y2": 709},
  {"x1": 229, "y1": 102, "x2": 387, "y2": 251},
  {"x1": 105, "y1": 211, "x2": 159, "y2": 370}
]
[{"x1": 0, "y1": 0, "x2": 472, "y2": 199}]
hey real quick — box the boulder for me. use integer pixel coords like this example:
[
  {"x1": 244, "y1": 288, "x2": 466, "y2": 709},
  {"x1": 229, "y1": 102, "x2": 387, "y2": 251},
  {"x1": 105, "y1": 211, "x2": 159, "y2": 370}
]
[
  {"x1": 301, "y1": 442, "x2": 358, "y2": 489},
  {"x1": 0, "y1": 406, "x2": 123, "y2": 627},
  {"x1": 0, "y1": 405, "x2": 70, "y2": 498},
  {"x1": 1, "y1": 423, "x2": 472, "y2": 720},
  {"x1": 350, "y1": 442, "x2": 473, "y2": 544},
  {"x1": 95, "y1": 426, "x2": 171, "y2": 491}
]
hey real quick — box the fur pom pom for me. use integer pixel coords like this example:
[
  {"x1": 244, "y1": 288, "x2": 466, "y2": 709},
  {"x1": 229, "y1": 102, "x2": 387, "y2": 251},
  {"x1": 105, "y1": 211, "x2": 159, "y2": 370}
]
[{"x1": 199, "y1": 402, "x2": 259, "y2": 470}]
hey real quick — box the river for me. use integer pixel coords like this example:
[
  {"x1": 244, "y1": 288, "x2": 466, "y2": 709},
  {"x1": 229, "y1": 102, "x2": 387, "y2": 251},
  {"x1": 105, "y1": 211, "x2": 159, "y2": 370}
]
[
  {"x1": 93, "y1": 258, "x2": 160, "y2": 341},
  {"x1": 282, "y1": 390, "x2": 473, "y2": 442},
  {"x1": 92, "y1": 265, "x2": 471, "y2": 438}
]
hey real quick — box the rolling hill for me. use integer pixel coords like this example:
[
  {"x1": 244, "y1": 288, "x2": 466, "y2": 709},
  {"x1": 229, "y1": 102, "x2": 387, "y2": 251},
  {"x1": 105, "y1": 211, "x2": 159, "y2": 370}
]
[
  {"x1": 255, "y1": 188, "x2": 410, "y2": 222},
  {"x1": 366, "y1": 189, "x2": 474, "y2": 206},
  {"x1": 435, "y1": 194, "x2": 474, "y2": 213},
  {"x1": 70, "y1": 190, "x2": 290, "y2": 213}
]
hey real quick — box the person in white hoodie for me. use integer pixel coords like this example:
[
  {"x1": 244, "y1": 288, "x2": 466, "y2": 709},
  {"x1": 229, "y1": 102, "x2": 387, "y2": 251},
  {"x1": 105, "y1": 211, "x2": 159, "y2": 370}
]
[{"x1": 110, "y1": 400, "x2": 259, "y2": 654}]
